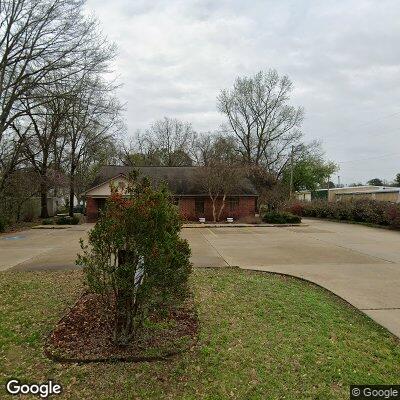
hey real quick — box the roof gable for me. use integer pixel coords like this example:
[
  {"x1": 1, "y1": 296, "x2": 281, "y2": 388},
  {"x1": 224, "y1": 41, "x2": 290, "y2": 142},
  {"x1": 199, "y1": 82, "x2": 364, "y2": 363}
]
[
  {"x1": 87, "y1": 165, "x2": 258, "y2": 196},
  {"x1": 86, "y1": 174, "x2": 128, "y2": 196}
]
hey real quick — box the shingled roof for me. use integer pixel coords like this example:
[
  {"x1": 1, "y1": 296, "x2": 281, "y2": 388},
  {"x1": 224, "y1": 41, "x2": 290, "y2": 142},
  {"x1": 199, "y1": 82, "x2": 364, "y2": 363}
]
[{"x1": 89, "y1": 165, "x2": 258, "y2": 196}]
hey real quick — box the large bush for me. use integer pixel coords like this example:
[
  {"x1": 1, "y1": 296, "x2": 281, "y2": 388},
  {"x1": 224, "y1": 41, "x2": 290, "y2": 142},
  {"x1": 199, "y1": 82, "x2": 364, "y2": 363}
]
[
  {"x1": 0, "y1": 214, "x2": 6, "y2": 232},
  {"x1": 55, "y1": 215, "x2": 80, "y2": 225},
  {"x1": 77, "y1": 172, "x2": 192, "y2": 346},
  {"x1": 387, "y1": 204, "x2": 400, "y2": 228},
  {"x1": 262, "y1": 211, "x2": 301, "y2": 224},
  {"x1": 288, "y1": 199, "x2": 400, "y2": 229}
]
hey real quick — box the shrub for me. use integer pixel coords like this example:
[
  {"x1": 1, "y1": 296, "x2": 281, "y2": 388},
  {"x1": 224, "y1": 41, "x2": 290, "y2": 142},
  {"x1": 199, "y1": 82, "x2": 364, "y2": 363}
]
[
  {"x1": 387, "y1": 205, "x2": 400, "y2": 228},
  {"x1": 22, "y1": 210, "x2": 35, "y2": 222},
  {"x1": 0, "y1": 215, "x2": 6, "y2": 232},
  {"x1": 20, "y1": 199, "x2": 38, "y2": 222},
  {"x1": 287, "y1": 202, "x2": 304, "y2": 216},
  {"x1": 300, "y1": 199, "x2": 400, "y2": 228},
  {"x1": 42, "y1": 218, "x2": 54, "y2": 225},
  {"x1": 262, "y1": 211, "x2": 301, "y2": 224},
  {"x1": 260, "y1": 183, "x2": 290, "y2": 211},
  {"x1": 55, "y1": 215, "x2": 80, "y2": 225},
  {"x1": 70, "y1": 215, "x2": 80, "y2": 225},
  {"x1": 77, "y1": 172, "x2": 192, "y2": 346},
  {"x1": 55, "y1": 216, "x2": 69, "y2": 225}
]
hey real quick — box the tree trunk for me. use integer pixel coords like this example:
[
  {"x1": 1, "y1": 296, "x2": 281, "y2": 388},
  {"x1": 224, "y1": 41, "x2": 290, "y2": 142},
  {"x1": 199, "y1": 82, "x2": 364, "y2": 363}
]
[
  {"x1": 40, "y1": 173, "x2": 49, "y2": 218},
  {"x1": 114, "y1": 287, "x2": 135, "y2": 346},
  {"x1": 211, "y1": 198, "x2": 217, "y2": 222},
  {"x1": 113, "y1": 249, "x2": 140, "y2": 346},
  {"x1": 16, "y1": 202, "x2": 23, "y2": 222},
  {"x1": 69, "y1": 167, "x2": 75, "y2": 217},
  {"x1": 217, "y1": 194, "x2": 226, "y2": 222}
]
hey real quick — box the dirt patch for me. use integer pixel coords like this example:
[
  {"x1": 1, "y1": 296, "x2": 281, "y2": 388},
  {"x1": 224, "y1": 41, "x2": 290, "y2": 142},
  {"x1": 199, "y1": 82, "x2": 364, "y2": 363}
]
[{"x1": 45, "y1": 293, "x2": 198, "y2": 363}]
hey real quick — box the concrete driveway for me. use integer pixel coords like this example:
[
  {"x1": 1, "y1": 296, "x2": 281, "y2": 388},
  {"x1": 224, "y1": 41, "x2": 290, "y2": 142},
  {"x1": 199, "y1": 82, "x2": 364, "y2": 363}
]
[
  {"x1": 1, "y1": 219, "x2": 400, "y2": 337},
  {"x1": 0, "y1": 225, "x2": 93, "y2": 271},
  {"x1": 182, "y1": 219, "x2": 400, "y2": 338}
]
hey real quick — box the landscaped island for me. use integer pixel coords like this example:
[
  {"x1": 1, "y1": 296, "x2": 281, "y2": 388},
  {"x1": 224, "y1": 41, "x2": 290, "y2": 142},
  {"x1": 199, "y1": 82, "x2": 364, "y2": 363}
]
[
  {"x1": 48, "y1": 172, "x2": 194, "y2": 361},
  {"x1": 1, "y1": 268, "x2": 399, "y2": 399}
]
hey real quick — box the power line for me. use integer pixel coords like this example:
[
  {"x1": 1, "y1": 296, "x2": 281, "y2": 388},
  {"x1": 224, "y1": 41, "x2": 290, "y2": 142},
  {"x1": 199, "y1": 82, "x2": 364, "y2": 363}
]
[
  {"x1": 197, "y1": 112, "x2": 400, "y2": 167},
  {"x1": 316, "y1": 110, "x2": 400, "y2": 146},
  {"x1": 343, "y1": 110, "x2": 400, "y2": 130},
  {"x1": 337, "y1": 152, "x2": 400, "y2": 164},
  {"x1": 324, "y1": 129, "x2": 400, "y2": 147}
]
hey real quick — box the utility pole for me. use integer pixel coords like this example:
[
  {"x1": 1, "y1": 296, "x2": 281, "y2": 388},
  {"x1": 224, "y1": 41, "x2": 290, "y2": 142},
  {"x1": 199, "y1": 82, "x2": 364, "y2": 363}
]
[
  {"x1": 289, "y1": 145, "x2": 294, "y2": 199},
  {"x1": 326, "y1": 175, "x2": 331, "y2": 202}
]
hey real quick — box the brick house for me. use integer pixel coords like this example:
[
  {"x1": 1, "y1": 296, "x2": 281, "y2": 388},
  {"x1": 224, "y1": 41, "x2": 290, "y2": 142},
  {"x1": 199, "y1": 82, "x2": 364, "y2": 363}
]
[{"x1": 85, "y1": 165, "x2": 258, "y2": 222}]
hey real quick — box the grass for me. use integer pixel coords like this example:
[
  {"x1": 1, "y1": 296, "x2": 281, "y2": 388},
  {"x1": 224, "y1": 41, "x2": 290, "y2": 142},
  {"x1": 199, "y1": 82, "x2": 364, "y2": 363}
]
[{"x1": 0, "y1": 268, "x2": 399, "y2": 399}]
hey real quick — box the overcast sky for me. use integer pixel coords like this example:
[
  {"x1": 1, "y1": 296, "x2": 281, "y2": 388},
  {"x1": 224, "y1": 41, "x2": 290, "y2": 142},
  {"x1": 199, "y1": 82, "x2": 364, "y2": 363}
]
[{"x1": 86, "y1": 0, "x2": 400, "y2": 185}]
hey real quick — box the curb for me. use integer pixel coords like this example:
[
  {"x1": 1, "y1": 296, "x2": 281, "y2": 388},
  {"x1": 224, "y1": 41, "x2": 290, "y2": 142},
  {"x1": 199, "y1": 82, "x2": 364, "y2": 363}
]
[
  {"x1": 183, "y1": 223, "x2": 306, "y2": 228},
  {"x1": 32, "y1": 225, "x2": 72, "y2": 229}
]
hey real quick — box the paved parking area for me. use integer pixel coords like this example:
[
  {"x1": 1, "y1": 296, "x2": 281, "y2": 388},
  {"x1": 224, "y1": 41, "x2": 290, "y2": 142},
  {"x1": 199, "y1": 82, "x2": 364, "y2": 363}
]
[
  {"x1": 181, "y1": 220, "x2": 400, "y2": 337},
  {"x1": 0, "y1": 226, "x2": 92, "y2": 271},
  {"x1": 1, "y1": 219, "x2": 400, "y2": 337}
]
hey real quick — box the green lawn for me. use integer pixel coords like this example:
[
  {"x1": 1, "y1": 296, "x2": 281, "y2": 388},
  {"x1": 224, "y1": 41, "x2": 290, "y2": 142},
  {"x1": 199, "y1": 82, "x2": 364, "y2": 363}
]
[{"x1": 0, "y1": 268, "x2": 399, "y2": 399}]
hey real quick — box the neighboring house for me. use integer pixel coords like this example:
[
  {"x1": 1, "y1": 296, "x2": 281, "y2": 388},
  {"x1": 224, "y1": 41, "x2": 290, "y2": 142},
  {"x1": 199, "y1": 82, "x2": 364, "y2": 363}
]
[
  {"x1": 329, "y1": 186, "x2": 400, "y2": 203},
  {"x1": 296, "y1": 190, "x2": 312, "y2": 202},
  {"x1": 85, "y1": 166, "x2": 259, "y2": 222},
  {"x1": 32, "y1": 193, "x2": 78, "y2": 218},
  {"x1": 296, "y1": 186, "x2": 400, "y2": 203},
  {"x1": 2, "y1": 193, "x2": 69, "y2": 220},
  {"x1": 295, "y1": 189, "x2": 328, "y2": 202}
]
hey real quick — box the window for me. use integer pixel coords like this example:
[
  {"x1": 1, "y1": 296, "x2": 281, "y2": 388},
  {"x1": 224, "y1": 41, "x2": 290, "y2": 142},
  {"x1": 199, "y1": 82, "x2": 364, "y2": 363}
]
[
  {"x1": 228, "y1": 197, "x2": 239, "y2": 212},
  {"x1": 195, "y1": 198, "x2": 204, "y2": 215}
]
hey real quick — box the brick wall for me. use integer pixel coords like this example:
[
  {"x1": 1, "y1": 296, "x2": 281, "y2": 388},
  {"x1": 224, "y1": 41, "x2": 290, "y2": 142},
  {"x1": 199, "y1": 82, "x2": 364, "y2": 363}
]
[
  {"x1": 86, "y1": 197, "x2": 98, "y2": 222},
  {"x1": 86, "y1": 195, "x2": 257, "y2": 222},
  {"x1": 179, "y1": 196, "x2": 256, "y2": 222},
  {"x1": 179, "y1": 197, "x2": 196, "y2": 220}
]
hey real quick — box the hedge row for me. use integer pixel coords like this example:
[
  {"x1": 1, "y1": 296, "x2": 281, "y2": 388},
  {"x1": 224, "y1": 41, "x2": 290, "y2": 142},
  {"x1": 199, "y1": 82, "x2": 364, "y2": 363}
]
[
  {"x1": 287, "y1": 199, "x2": 400, "y2": 229},
  {"x1": 262, "y1": 211, "x2": 301, "y2": 224},
  {"x1": 42, "y1": 215, "x2": 81, "y2": 225}
]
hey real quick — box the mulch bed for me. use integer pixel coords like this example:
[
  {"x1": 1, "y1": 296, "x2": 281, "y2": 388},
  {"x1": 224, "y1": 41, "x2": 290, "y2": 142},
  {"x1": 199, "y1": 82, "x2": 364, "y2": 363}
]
[{"x1": 45, "y1": 293, "x2": 198, "y2": 363}]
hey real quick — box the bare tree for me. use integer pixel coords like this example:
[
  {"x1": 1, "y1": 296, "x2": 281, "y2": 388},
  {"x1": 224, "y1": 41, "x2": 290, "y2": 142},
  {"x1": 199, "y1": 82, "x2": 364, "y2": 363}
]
[
  {"x1": 193, "y1": 132, "x2": 240, "y2": 166},
  {"x1": 15, "y1": 84, "x2": 70, "y2": 217},
  {"x1": 0, "y1": 0, "x2": 115, "y2": 198},
  {"x1": 0, "y1": 0, "x2": 113, "y2": 135},
  {"x1": 217, "y1": 70, "x2": 304, "y2": 175},
  {"x1": 74, "y1": 137, "x2": 119, "y2": 204},
  {"x1": 0, "y1": 126, "x2": 27, "y2": 192},
  {"x1": 191, "y1": 132, "x2": 213, "y2": 166},
  {"x1": 198, "y1": 163, "x2": 243, "y2": 222},
  {"x1": 195, "y1": 134, "x2": 244, "y2": 222},
  {"x1": 128, "y1": 117, "x2": 195, "y2": 166},
  {"x1": 65, "y1": 75, "x2": 122, "y2": 216},
  {"x1": 120, "y1": 133, "x2": 163, "y2": 167},
  {"x1": 0, "y1": 164, "x2": 41, "y2": 223}
]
